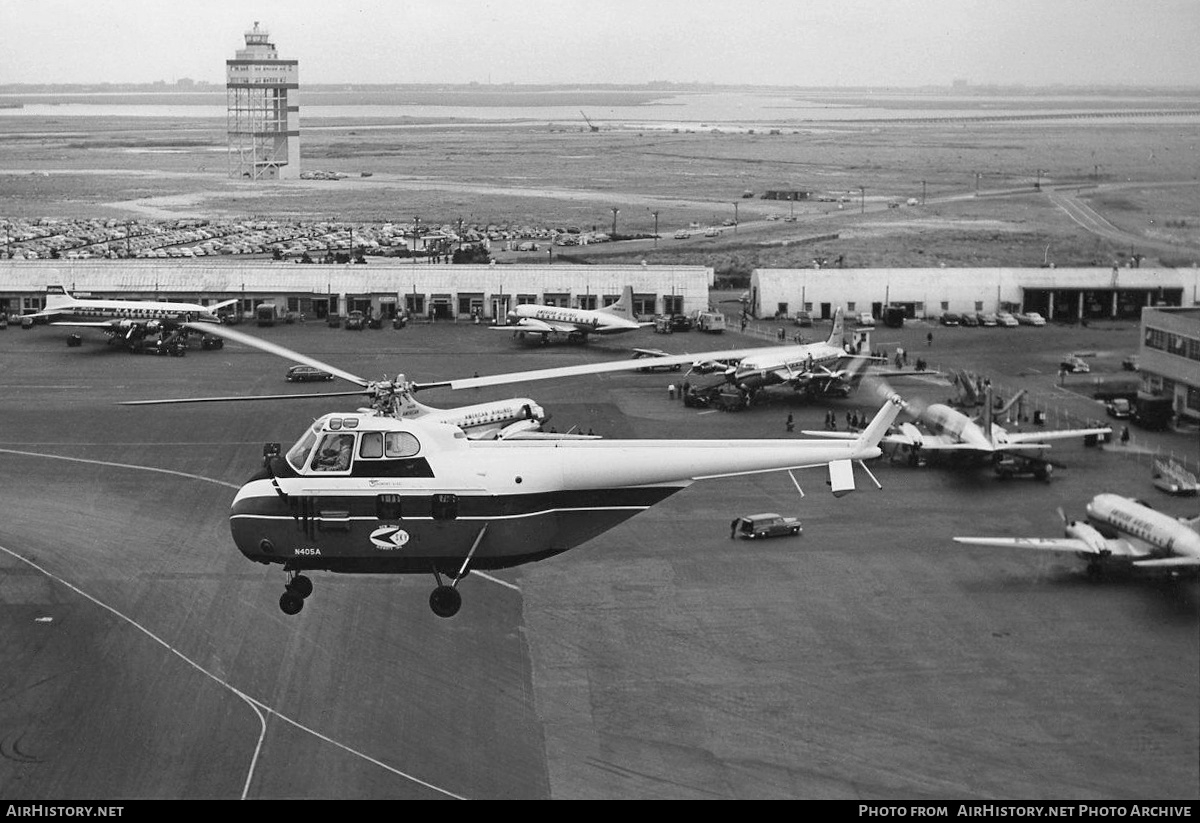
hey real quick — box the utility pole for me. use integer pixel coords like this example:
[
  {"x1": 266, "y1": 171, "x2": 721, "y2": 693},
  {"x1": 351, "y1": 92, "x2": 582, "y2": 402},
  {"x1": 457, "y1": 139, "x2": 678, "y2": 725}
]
[
  {"x1": 610, "y1": 207, "x2": 619, "y2": 238},
  {"x1": 649, "y1": 209, "x2": 659, "y2": 247},
  {"x1": 732, "y1": 202, "x2": 738, "y2": 234},
  {"x1": 860, "y1": 187, "x2": 865, "y2": 214},
  {"x1": 413, "y1": 215, "x2": 420, "y2": 254},
  {"x1": 921, "y1": 180, "x2": 926, "y2": 205},
  {"x1": 975, "y1": 172, "x2": 981, "y2": 195}
]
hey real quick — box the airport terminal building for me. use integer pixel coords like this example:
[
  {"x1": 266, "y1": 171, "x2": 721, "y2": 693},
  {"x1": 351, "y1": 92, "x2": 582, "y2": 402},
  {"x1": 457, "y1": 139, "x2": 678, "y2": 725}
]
[
  {"x1": 0, "y1": 260, "x2": 714, "y2": 322},
  {"x1": 749, "y1": 267, "x2": 1199, "y2": 322},
  {"x1": 1138, "y1": 306, "x2": 1200, "y2": 424}
]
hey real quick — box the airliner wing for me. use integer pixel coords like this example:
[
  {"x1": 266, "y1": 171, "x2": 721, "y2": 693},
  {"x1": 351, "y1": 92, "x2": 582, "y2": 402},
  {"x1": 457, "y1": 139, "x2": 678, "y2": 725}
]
[
  {"x1": 497, "y1": 317, "x2": 580, "y2": 334},
  {"x1": 952, "y1": 536, "x2": 1101, "y2": 554},
  {"x1": 953, "y1": 536, "x2": 1145, "y2": 557},
  {"x1": 1135, "y1": 556, "x2": 1200, "y2": 568},
  {"x1": 50, "y1": 321, "x2": 121, "y2": 328},
  {"x1": 1003, "y1": 427, "x2": 1112, "y2": 445}
]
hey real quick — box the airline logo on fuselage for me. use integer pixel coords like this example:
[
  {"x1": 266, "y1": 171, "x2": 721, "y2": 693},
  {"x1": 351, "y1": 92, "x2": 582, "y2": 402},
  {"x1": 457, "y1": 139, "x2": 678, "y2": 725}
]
[{"x1": 370, "y1": 526, "x2": 410, "y2": 550}]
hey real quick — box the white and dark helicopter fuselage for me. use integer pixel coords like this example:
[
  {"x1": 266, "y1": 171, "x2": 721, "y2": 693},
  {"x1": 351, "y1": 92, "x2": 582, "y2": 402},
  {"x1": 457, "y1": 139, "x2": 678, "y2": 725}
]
[{"x1": 235, "y1": 399, "x2": 901, "y2": 616}]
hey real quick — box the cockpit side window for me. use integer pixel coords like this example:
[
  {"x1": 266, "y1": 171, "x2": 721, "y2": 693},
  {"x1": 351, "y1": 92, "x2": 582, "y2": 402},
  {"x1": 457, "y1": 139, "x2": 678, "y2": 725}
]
[
  {"x1": 359, "y1": 431, "x2": 384, "y2": 459},
  {"x1": 384, "y1": 431, "x2": 420, "y2": 458},
  {"x1": 311, "y1": 433, "x2": 355, "y2": 472},
  {"x1": 286, "y1": 426, "x2": 320, "y2": 472}
]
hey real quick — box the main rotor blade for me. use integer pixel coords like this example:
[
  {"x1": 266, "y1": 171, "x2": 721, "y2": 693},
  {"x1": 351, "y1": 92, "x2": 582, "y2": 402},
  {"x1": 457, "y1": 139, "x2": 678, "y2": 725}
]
[
  {"x1": 415, "y1": 345, "x2": 772, "y2": 392},
  {"x1": 120, "y1": 389, "x2": 372, "y2": 406},
  {"x1": 183, "y1": 322, "x2": 370, "y2": 387}
]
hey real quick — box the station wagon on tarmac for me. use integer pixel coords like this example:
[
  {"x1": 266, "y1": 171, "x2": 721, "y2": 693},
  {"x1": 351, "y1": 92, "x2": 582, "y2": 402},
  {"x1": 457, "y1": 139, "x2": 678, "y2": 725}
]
[{"x1": 736, "y1": 513, "x2": 803, "y2": 539}]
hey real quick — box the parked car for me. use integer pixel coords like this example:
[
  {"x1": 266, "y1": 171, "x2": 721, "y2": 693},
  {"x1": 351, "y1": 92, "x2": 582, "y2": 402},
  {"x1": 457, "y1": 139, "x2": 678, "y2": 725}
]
[
  {"x1": 1060, "y1": 355, "x2": 1090, "y2": 373},
  {"x1": 996, "y1": 311, "x2": 1019, "y2": 327},
  {"x1": 286, "y1": 365, "x2": 334, "y2": 382},
  {"x1": 939, "y1": 312, "x2": 960, "y2": 326},
  {"x1": 1105, "y1": 398, "x2": 1132, "y2": 418},
  {"x1": 631, "y1": 349, "x2": 682, "y2": 373},
  {"x1": 673, "y1": 229, "x2": 691, "y2": 239},
  {"x1": 668, "y1": 314, "x2": 694, "y2": 332},
  {"x1": 793, "y1": 311, "x2": 813, "y2": 328},
  {"x1": 994, "y1": 457, "x2": 1053, "y2": 482},
  {"x1": 735, "y1": 512, "x2": 803, "y2": 539},
  {"x1": 855, "y1": 311, "x2": 875, "y2": 326},
  {"x1": 1017, "y1": 311, "x2": 1046, "y2": 326},
  {"x1": 976, "y1": 312, "x2": 998, "y2": 327},
  {"x1": 959, "y1": 313, "x2": 979, "y2": 327},
  {"x1": 344, "y1": 310, "x2": 366, "y2": 330},
  {"x1": 1122, "y1": 355, "x2": 1140, "y2": 371},
  {"x1": 703, "y1": 227, "x2": 721, "y2": 237}
]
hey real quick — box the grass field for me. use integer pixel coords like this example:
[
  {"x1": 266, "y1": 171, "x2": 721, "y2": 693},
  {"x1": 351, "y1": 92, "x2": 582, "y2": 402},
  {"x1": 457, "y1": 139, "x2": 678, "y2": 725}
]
[{"x1": 2, "y1": 102, "x2": 1198, "y2": 273}]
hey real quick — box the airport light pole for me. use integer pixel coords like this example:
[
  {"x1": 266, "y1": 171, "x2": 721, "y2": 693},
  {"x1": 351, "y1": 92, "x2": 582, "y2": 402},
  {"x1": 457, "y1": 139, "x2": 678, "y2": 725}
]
[
  {"x1": 733, "y1": 202, "x2": 738, "y2": 234},
  {"x1": 648, "y1": 208, "x2": 659, "y2": 247},
  {"x1": 1035, "y1": 169, "x2": 1045, "y2": 190},
  {"x1": 921, "y1": 180, "x2": 926, "y2": 205},
  {"x1": 610, "y1": 207, "x2": 619, "y2": 238},
  {"x1": 859, "y1": 187, "x2": 865, "y2": 214}
]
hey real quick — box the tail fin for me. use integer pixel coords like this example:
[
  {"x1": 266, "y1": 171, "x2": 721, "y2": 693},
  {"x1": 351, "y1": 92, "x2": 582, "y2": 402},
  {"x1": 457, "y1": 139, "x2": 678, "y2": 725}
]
[
  {"x1": 826, "y1": 307, "x2": 845, "y2": 346},
  {"x1": 981, "y1": 384, "x2": 995, "y2": 445},
  {"x1": 827, "y1": 391, "x2": 905, "y2": 497},
  {"x1": 45, "y1": 285, "x2": 75, "y2": 310},
  {"x1": 598, "y1": 286, "x2": 635, "y2": 319},
  {"x1": 855, "y1": 390, "x2": 905, "y2": 455}
]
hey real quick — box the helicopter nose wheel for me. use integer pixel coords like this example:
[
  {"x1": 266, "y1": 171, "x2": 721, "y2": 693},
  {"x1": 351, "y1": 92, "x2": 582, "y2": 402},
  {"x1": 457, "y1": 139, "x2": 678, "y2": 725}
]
[
  {"x1": 279, "y1": 572, "x2": 314, "y2": 615},
  {"x1": 429, "y1": 585, "x2": 462, "y2": 618}
]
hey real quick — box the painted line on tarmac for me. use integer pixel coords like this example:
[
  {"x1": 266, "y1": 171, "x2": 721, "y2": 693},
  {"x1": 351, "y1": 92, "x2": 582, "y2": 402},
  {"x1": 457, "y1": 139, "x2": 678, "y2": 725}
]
[
  {"x1": 0, "y1": 542, "x2": 467, "y2": 801},
  {"x1": 0, "y1": 448, "x2": 241, "y2": 490},
  {"x1": 0, "y1": 448, "x2": 521, "y2": 594}
]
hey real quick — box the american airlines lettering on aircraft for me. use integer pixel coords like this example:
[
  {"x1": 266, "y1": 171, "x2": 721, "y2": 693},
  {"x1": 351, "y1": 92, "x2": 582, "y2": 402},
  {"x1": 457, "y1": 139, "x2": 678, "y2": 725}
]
[
  {"x1": 28, "y1": 285, "x2": 236, "y2": 353},
  {"x1": 497, "y1": 285, "x2": 648, "y2": 343},
  {"x1": 953, "y1": 493, "x2": 1200, "y2": 579},
  {"x1": 123, "y1": 321, "x2": 906, "y2": 618}
]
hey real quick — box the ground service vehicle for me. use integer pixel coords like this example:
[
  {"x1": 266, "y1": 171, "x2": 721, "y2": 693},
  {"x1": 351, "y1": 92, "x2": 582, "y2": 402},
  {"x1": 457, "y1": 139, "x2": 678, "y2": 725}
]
[
  {"x1": 794, "y1": 311, "x2": 813, "y2": 327},
  {"x1": 1105, "y1": 398, "x2": 1132, "y2": 419},
  {"x1": 1060, "y1": 356, "x2": 1090, "y2": 373},
  {"x1": 736, "y1": 513, "x2": 803, "y2": 539},
  {"x1": 344, "y1": 310, "x2": 366, "y2": 330}
]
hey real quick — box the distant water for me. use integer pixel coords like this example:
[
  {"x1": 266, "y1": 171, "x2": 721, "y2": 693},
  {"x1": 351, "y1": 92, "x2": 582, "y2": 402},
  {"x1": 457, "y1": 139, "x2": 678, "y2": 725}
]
[{"x1": 0, "y1": 90, "x2": 1191, "y2": 128}]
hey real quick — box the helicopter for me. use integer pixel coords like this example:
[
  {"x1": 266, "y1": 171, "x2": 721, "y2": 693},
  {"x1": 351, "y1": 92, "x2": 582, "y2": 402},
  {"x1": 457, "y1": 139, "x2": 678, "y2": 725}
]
[{"x1": 124, "y1": 322, "x2": 905, "y2": 618}]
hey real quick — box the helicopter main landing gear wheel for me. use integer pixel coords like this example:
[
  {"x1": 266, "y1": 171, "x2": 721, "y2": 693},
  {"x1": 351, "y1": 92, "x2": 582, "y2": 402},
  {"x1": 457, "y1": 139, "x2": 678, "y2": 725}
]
[
  {"x1": 279, "y1": 571, "x2": 314, "y2": 615},
  {"x1": 427, "y1": 525, "x2": 489, "y2": 618},
  {"x1": 429, "y1": 585, "x2": 462, "y2": 618}
]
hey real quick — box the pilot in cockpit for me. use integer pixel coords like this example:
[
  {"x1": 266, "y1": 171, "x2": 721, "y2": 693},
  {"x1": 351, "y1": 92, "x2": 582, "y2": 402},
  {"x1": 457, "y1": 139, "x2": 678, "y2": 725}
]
[{"x1": 313, "y1": 433, "x2": 354, "y2": 471}]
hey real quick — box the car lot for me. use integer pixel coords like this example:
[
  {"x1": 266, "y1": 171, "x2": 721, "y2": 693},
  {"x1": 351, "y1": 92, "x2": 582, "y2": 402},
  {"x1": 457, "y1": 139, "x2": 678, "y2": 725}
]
[{"x1": 0, "y1": 317, "x2": 1195, "y2": 799}]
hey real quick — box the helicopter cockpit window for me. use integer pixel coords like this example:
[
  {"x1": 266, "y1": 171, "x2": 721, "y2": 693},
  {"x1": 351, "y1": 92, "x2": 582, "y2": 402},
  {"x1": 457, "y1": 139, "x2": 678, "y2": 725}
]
[
  {"x1": 359, "y1": 431, "x2": 384, "y2": 459},
  {"x1": 384, "y1": 431, "x2": 420, "y2": 458},
  {"x1": 286, "y1": 425, "x2": 320, "y2": 472},
  {"x1": 311, "y1": 433, "x2": 355, "y2": 472}
]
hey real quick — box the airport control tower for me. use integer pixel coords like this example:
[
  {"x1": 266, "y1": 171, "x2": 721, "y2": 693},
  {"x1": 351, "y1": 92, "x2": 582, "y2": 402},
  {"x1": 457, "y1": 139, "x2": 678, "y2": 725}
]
[{"x1": 226, "y1": 22, "x2": 299, "y2": 180}]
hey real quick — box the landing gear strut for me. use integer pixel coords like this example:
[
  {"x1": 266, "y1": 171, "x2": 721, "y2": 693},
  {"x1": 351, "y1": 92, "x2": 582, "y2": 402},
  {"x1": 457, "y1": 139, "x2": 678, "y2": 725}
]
[
  {"x1": 427, "y1": 525, "x2": 489, "y2": 618},
  {"x1": 279, "y1": 571, "x2": 314, "y2": 615}
]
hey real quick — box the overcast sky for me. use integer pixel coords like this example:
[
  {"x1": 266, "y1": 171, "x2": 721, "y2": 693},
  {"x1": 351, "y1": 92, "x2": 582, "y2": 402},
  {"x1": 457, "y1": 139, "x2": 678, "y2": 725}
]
[{"x1": 3, "y1": 0, "x2": 1198, "y2": 87}]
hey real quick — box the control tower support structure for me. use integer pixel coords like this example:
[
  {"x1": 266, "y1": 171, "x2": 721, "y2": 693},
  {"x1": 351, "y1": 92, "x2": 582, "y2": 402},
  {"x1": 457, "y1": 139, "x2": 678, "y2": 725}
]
[{"x1": 226, "y1": 22, "x2": 300, "y2": 180}]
